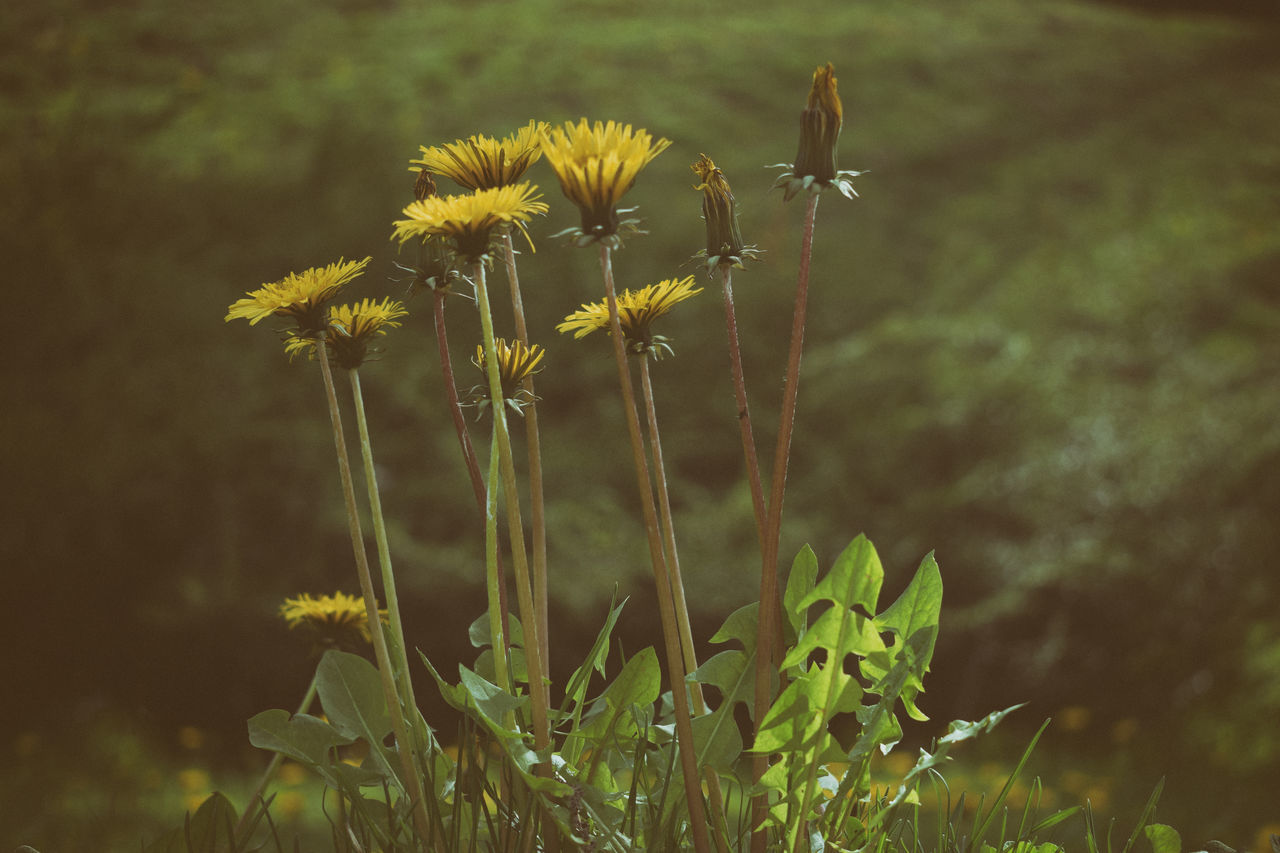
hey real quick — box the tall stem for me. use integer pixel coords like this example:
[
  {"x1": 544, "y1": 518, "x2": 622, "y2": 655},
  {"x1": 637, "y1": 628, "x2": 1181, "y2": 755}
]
[
  {"x1": 599, "y1": 244, "x2": 711, "y2": 853},
  {"x1": 751, "y1": 192, "x2": 820, "y2": 853},
  {"x1": 484, "y1": 419, "x2": 511, "y2": 698},
  {"x1": 501, "y1": 230, "x2": 550, "y2": 684},
  {"x1": 432, "y1": 289, "x2": 511, "y2": 646},
  {"x1": 315, "y1": 338, "x2": 434, "y2": 845},
  {"x1": 637, "y1": 356, "x2": 732, "y2": 853},
  {"x1": 719, "y1": 265, "x2": 768, "y2": 547},
  {"x1": 472, "y1": 259, "x2": 550, "y2": 752}
]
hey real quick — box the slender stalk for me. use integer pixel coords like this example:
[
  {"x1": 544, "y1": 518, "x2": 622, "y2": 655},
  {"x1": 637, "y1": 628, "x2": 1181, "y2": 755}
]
[
  {"x1": 599, "y1": 244, "x2": 711, "y2": 853},
  {"x1": 500, "y1": 229, "x2": 550, "y2": 684},
  {"x1": 432, "y1": 288, "x2": 511, "y2": 647},
  {"x1": 719, "y1": 265, "x2": 767, "y2": 546},
  {"x1": 234, "y1": 673, "x2": 319, "y2": 842},
  {"x1": 472, "y1": 259, "x2": 551, "y2": 752},
  {"x1": 751, "y1": 192, "x2": 821, "y2": 853},
  {"x1": 637, "y1": 356, "x2": 732, "y2": 853},
  {"x1": 484, "y1": 418, "x2": 510, "y2": 697},
  {"x1": 314, "y1": 337, "x2": 434, "y2": 845}
]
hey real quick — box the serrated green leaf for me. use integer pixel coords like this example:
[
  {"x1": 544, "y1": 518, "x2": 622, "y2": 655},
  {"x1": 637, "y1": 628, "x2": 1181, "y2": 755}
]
[
  {"x1": 1143, "y1": 824, "x2": 1181, "y2": 853},
  {"x1": 783, "y1": 544, "x2": 819, "y2": 641},
  {"x1": 315, "y1": 650, "x2": 401, "y2": 788},
  {"x1": 710, "y1": 601, "x2": 759, "y2": 651},
  {"x1": 939, "y1": 703, "x2": 1026, "y2": 745},
  {"x1": 781, "y1": 607, "x2": 886, "y2": 671},
  {"x1": 797, "y1": 535, "x2": 883, "y2": 616},
  {"x1": 247, "y1": 709, "x2": 354, "y2": 767},
  {"x1": 876, "y1": 552, "x2": 942, "y2": 653},
  {"x1": 458, "y1": 665, "x2": 526, "y2": 728}
]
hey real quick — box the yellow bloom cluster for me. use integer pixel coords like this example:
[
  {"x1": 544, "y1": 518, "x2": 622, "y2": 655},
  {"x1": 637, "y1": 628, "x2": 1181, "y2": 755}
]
[
  {"x1": 392, "y1": 183, "x2": 548, "y2": 261},
  {"x1": 558, "y1": 275, "x2": 701, "y2": 357},
  {"x1": 284, "y1": 297, "x2": 409, "y2": 369},
  {"x1": 224, "y1": 257, "x2": 371, "y2": 334},
  {"x1": 280, "y1": 592, "x2": 385, "y2": 647}
]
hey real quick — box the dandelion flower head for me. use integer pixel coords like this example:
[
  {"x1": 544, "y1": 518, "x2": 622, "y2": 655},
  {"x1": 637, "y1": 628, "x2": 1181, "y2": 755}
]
[
  {"x1": 280, "y1": 592, "x2": 385, "y2": 648},
  {"x1": 284, "y1": 297, "x2": 409, "y2": 369},
  {"x1": 225, "y1": 257, "x2": 371, "y2": 335},
  {"x1": 412, "y1": 121, "x2": 549, "y2": 191},
  {"x1": 392, "y1": 183, "x2": 548, "y2": 261},
  {"x1": 557, "y1": 275, "x2": 701, "y2": 358},
  {"x1": 540, "y1": 119, "x2": 671, "y2": 244},
  {"x1": 471, "y1": 338, "x2": 546, "y2": 415}
]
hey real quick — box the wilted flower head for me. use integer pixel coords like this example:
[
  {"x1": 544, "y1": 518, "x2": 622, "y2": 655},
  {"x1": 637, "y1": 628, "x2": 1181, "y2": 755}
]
[
  {"x1": 557, "y1": 275, "x2": 702, "y2": 359},
  {"x1": 280, "y1": 592, "x2": 385, "y2": 649},
  {"x1": 772, "y1": 63, "x2": 863, "y2": 201},
  {"x1": 412, "y1": 121, "x2": 549, "y2": 191},
  {"x1": 392, "y1": 183, "x2": 548, "y2": 261},
  {"x1": 691, "y1": 154, "x2": 760, "y2": 274},
  {"x1": 225, "y1": 257, "x2": 371, "y2": 335},
  {"x1": 540, "y1": 119, "x2": 671, "y2": 246},
  {"x1": 471, "y1": 338, "x2": 545, "y2": 416},
  {"x1": 284, "y1": 297, "x2": 409, "y2": 369}
]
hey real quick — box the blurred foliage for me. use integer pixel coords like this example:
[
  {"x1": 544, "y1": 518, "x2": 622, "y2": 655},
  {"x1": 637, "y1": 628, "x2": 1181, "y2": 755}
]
[{"x1": 2, "y1": 0, "x2": 1278, "y2": 845}]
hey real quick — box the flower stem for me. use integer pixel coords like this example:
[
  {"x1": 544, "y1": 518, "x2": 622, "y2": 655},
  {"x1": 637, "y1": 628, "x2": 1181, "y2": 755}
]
[
  {"x1": 432, "y1": 288, "x2": 511, "y2": 648},
  {"x1": 501, "y1": 229, "x2": 550, "y2": 685},
  {"x1": 719, "y1": 264, "x2": 768, "y2": 546},
  {"x1": 751, "y1": 192, "x2": 820, "y2": 853},
  {"x1": 315, "y1": 337, "x2": 434, "y2": 845},
  {"x1": 234, "y1": 673, "x2": 319, "y2": 843},
  {"x1": 599, "y1": 244, "x2": 711, "y2": 853},
  {"x1": 484, "y1": 418, "x2": 511, "y2": 697},
  {"x1": 637, "y1": 355, "x2": 732, "y2": 853},
  {"x1": 472, "y1": 259, "x2": 551, "y2": 752}
]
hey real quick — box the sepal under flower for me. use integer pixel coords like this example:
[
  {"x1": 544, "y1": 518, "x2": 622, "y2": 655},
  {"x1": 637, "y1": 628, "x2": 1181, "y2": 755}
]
[
  {"x1": 691, "y1": 154, "x2": 762, "y2": 274},
  {"x1": 469, "y1": 338, "x2": 546, "y2": 417}
]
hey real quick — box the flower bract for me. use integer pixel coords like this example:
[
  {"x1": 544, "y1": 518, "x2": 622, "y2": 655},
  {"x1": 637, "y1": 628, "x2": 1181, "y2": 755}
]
[
  {"x1": 691, "y1": 154, "x2": 760, "y2": 273},
  {"x1": 225, "y1": 257, "x2": 371, "y2": 335},
  {"x1": 540, "y1": 119, "x2": 671, "y2": 246},
  {"x1": 280, "y1": 592, "x2": 385, "y2": 648},
  {"x1": 412, "y1": 121, "x2": 549, "y2": 191},
  {"x1": 284, "y1": 297, "x2": 409, "y2": 369},
  {"x1": 392, "y1": 183, "x2": 548, "y2": 261},
  {"x1": 557, "y1": 275, "x2": 702, "y2": 358}
]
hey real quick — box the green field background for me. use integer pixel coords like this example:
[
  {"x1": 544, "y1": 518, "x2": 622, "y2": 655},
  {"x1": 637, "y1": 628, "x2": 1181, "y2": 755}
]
[{"x1": 3, "y1": 0, "x2": 1278, "y2": 847}]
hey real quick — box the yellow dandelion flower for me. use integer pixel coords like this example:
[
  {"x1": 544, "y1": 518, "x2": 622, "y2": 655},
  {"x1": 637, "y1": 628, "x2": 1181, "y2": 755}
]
[
  {"x1": 691, "y1": 154, "x2": 760, "y2": 273},
  {"x1": 471, "y1": 338, "x2": 545, "y2": 416},
  {"x1": 225, "y1": 257, "x2": 371, "y2": 335},
  {"x1": 540, "y1": 119, "x2": 671, "y2": 245},
  {"x1": 412, "y1": 121, "x2": 549, "y2": 191},
  {"x1": 391, "y1": 183, "x2": 548, "y2": 261},
  {"x1": 772, "y1": 63, "x2": 863, "y2": 201},
  {"x1": 283, "y1": 297, "x2": 408, "y2": 369},
  {"x1": 280, "y1": 592, "x2": 385, "y2": 648},
  {"x1": 557, "y1": 275, "x2": 701, "y2": 358}
]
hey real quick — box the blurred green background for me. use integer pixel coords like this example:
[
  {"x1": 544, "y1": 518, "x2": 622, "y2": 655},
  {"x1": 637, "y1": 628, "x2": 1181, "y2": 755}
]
[{"x1": 3, "y1": 0, "x2": 1279, "y2": 847}]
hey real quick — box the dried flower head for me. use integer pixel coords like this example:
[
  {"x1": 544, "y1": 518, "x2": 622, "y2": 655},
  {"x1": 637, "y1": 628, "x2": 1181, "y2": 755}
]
[
  {"x1": 540, "y1": 119, "x2": 671, "y2": 247},
  {"x1": 772, "y1": 63, "x2": 863, "y2": 201},
  {"x1": 691, "y1": 154, "x2": 761, "y2": 274},
  {"x1": 470, "y1": 338, "x2": 545, "y2": 416},
  {"x1": 225, "y1": 257, "x2": 371, "y2": 336},
  {"x1": 392, "y1": 184, "x2": 548, "y2": 261},
  {"x1": 280, "y1": 592, "x2": 385, "y2": 649},
  {"x1": 284, "y1": 297, "x2": 409, "y2": 369},
  {"x1": 412, "y1": 121, "x2": 549, "y2": 191},
  {"x1": 557, "y1": 275, "x2": 702, "y2": 359}
]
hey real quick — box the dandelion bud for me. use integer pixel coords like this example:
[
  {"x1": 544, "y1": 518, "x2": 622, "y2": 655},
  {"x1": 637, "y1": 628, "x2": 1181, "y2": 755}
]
[
  {"x1": 413, "y1": 169, "x2": 438, "y2": 201},
  {"x1": 692, "y1": 154, "x2": 745, "y2": 264},
  {"x1": 793, "y1": 63, "x2": 842, "y2": 186}
]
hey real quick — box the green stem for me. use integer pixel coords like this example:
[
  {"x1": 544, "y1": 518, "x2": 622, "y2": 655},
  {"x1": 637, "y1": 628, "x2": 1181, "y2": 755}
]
[
  {"x1": 501, "y1": 229, "x2": 550, "y2": 686},
  {"x1": 472, "y1": 259, "x2": 551, "y2": 753},
  {"x1": 234, "y1": 673, "x2": 319, "y2": 843},
  {"x1": 432, "y1": 289, "x2": 512, "y2": 650},
  {"x1": 751, "y1": 192, "x2": 820, "y2": 853},
  {"x1": 637, "y1": 355, "x2": 732, "y2": 853},
  {"x1": 599, "y1": 244, "x2": 711, "y2": 853},
  {"x1": 484, "y1": 418, "x2": 510, "y2": 697},
  {"x1": 314, "y1": 337, "x2": 434, "y2": 846}
]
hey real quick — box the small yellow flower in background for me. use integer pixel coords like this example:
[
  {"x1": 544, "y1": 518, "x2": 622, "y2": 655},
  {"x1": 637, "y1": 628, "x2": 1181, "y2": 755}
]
[
  {"x1": 471, "y1": 338, "x2": 545, "y2": 416},
  {"x1": 557, "y1": 275, "x2": 702, "y2": 359},
  {"x1": 691, "y1": 154, "x2": 760, "y2": 274},
  {"x1": 225, "y1": 257, "x2": 372, "y2": 335},
  {"x1": 772, "y1": 63, "x2": 863, "y2": 201},
  {"x1": 540, "y1": 119, "x2": 671, "y2": 246},
  {"x1": 392, "y1": 183, "x2": 548, "y2": 261},
  {"x1": 177, "y1": 726, "x2": 204, "y2": 750},
  {"x1": 412, "y1": 120, "x2": 549, "y2": 191},
  {"x1": 283, "y1": 297, "x2": 409, "y2": 369},
  {"x1": 280, "y1": 592, "x2": 384, "y2": 649}
]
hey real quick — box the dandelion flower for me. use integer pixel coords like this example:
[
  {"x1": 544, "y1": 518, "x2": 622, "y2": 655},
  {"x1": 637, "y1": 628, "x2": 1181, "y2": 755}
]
[
  {"x1": 284, "y1": 297, "x2": 409, "y2": 369},
  {"x1": 540, "y1": 119, "x2": 671, "y2": 245},
  {"x1": 412, "y1": 121, "x2": 549, "y2": 191},
  {"x1": 772, "y1": 63, "x2": 863, "y2": 201},
  {"x1": 471, "y1": 338, "x2": 545, "y2": 415},
  {"x1": 225, "y1": 257, "x2": 371, "y2": 335},
  {"x1": 691, "y1": 154, "x2": 760, "y2": 273},
  {"x1": 557, "y1": 275, "x2": 701, "y2": 358},
  {"x1": 280, "y1": 592, "x2": 384, "y2": 648},
  {"x1": 392, "y1": 183, "x2": 548, "y2": 261}
]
